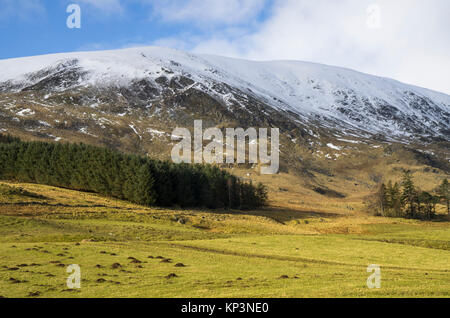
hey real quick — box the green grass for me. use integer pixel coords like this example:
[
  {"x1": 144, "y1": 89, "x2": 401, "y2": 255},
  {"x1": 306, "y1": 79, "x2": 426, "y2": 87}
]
[
  {"x1": 350, "y1": 223, "x2": 450, "y2": 250},
  {"x1": 0, "y1": 182, "x2": 449, "y2": 298},
  {"x1": 0, "y1": 184, "x2": 47, "y2": 202}
]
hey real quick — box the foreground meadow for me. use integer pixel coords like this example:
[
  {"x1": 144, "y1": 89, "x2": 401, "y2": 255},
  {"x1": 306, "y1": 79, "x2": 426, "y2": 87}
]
[{"x1": 0, "y1": 181, "x2": 448, "y2": 298}]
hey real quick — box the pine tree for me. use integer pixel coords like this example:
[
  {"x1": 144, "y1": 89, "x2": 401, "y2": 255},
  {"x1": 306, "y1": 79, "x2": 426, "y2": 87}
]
[
  {"x1": 418, "y1": 191, "x2": 437, "y2": 220},
  {"x1": 135, "y1": 163, "x2": 157, "y2": 206},
  {"x1": 377, "y1": 183, "x2": 388, "y2": 215},
  {"x1": 256, "y1": 183, "x2": 268, "y2": 207},
  {"x1": 401, "y1": 171, "x2": 418, "y2": 218},
  {"x1": 391, "y1": 182, "x2": 402, "y2": 216},
  {"x1": 438, "y1": 179, "x2": 449, "y2": 215}
]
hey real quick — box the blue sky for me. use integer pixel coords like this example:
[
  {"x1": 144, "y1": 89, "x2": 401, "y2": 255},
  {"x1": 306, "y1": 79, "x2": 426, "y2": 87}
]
[
  {"x1": 0, "y1": 0, "x2": 274, "y2": 59},
  {"x1": 0, "y1": 0, "x2": 449, "y2": 94}
]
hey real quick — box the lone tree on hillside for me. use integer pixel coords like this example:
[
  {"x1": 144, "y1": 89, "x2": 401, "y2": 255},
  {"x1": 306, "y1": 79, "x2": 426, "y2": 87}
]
[
  {"x1": 437, "y1": 179, "x2": 449, "y2": 215},
  {"x1": 377, "y1": 183, "x2": 388, "y2": 215},
  {"x1": 401, "y1": 171, "x2": 418, "y2": 219}
]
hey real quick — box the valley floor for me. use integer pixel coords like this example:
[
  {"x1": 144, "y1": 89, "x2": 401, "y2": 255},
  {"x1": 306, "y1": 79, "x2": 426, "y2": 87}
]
[{"x1": 0, "y1": 182, "x2": 448, "y2": 298}]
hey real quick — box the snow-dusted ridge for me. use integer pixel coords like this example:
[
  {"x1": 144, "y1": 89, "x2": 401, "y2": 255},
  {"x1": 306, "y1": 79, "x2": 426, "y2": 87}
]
[{"x1": 0, "y1": 46, "x2": 449, "y2": 139}]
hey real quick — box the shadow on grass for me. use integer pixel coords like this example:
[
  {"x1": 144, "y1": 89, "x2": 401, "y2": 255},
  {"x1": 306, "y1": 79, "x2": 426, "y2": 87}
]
[{"x1": 205, "y1": 206, "x2": 342, "y2": 224}]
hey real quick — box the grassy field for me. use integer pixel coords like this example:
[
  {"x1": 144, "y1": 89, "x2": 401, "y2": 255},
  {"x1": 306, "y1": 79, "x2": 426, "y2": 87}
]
[{"x1": 0, "y1": 181, "x2": 448, "y2": 298}]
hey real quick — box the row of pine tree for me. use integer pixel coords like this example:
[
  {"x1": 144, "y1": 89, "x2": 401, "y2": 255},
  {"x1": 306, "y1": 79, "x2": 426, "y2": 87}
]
[
  {"x1": 373, "y1": 171, "x2": 449, "y2": 220},
  {"x1": 0, "y1": 135, "x2": 268, "y2": 209}
]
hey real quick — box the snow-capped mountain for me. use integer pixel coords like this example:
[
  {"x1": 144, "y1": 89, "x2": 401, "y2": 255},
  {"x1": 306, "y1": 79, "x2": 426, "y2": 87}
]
[{"x1": 0, "y1": 46, "x2": 449, "y2": 141}]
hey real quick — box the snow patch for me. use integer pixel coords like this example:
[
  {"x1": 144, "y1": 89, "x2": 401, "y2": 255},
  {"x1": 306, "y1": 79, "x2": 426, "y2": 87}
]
[
  {"x1": 17, "y1": 109, "x2": 35, "y2": 117},
  {"x1": 327, "y1": 143, "x2": 342, "y2": 151}
]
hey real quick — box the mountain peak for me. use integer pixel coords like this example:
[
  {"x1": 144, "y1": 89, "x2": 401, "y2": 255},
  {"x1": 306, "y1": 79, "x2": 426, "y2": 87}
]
[{"x1": 0, "y1": 46, "x2": 449, "y2": 140}]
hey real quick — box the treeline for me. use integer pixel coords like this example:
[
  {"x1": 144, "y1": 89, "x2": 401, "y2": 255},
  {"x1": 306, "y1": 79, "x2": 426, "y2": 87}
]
[
  {"x1": 0, "y1": 135, "x2": 268, "y2": 209},
  {"x1": 371, "y1": 171, "x2": 449, "y2": 220}
]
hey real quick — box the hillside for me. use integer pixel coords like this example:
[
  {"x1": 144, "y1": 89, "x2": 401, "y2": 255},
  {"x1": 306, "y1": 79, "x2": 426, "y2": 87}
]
[
  {"x1": 0, "y1": 182, "x2": 449, "y2": 298},
  {"x1": 0, "y1": 136, "x2": 266, "y2": 209},
  {"x1": 1, "y1": 47, "x2": 449, "y2": 140},
  {"x1": 0, "y1": 47, "x2": 448, "y2": 196}
]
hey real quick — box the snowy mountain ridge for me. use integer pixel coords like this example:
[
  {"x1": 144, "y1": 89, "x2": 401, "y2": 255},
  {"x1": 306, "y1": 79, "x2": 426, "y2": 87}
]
[{"x1": 0, "y1": 46, "x2": 449, "y2": 140}]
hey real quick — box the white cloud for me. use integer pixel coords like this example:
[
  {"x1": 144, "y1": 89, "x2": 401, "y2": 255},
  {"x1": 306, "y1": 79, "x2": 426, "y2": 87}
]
[
  {"x1": 0, "y1": 0, "x2": 45, "y2": 21},
  {"x1": 179, "y1": 0, "x2": 450, "y2": 94},
  {"x1": 146, "y1": 0, "x2": 267, "y2": 26}
]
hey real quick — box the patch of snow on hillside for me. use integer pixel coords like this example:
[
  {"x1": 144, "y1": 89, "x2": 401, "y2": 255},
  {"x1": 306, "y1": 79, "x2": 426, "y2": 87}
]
[
  {"x1": 327, "y1": 143, "x2": 342, "y2": 151},
  {"x1": 337, "y1": 138, "x2": 360, "y2": 144},
  {"x1": 17, "y1": 109, "x2": 35, "y2": 117}
]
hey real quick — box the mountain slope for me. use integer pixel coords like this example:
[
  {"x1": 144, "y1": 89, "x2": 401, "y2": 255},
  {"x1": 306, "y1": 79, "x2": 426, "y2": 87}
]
[
  {"x1": 0, "y1": 47, "x2": 449, "y2": 193},
  {"x1": 0, "y1": 46, "x2": 449, "y2": 140}
]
